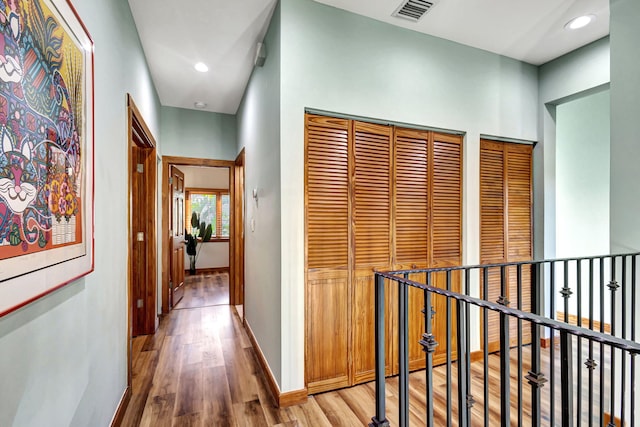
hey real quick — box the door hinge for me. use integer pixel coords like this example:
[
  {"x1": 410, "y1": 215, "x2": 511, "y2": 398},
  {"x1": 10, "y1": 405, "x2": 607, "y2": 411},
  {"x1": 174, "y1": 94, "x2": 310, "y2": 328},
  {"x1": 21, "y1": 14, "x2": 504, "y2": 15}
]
[
  {"x1": 137, "y1": 299, "x2": 144, "y2": 308},
  {"x1": 136, "y1": 231, "x2": 144, "y2": 242},
  {"x1": 136, "y1": 163, "x2": 144, "y2": 173},
  {"x1": 169, "y1": 176, "x2": 173, "y2": 185}
]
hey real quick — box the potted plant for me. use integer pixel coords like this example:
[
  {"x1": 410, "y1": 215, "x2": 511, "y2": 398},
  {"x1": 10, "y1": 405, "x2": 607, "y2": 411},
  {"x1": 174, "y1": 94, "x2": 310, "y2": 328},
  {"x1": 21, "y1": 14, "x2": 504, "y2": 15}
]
[{"x1": 185, "y1": 211, "x2": 213, "y2": 274}]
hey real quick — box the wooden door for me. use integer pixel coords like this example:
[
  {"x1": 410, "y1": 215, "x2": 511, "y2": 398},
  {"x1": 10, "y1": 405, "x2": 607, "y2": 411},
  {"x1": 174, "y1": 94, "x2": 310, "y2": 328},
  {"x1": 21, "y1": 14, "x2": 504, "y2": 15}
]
[
  {"x1": 480, "y1": 140, "x2": 532, "y2": 351},
  {"x1": 170, "y1": 166, "x2": 185, "y2": 308},
  {"x1": 305, "y1": 115, "x2": 351, "y2": 394},
  {"x1": 394, "y1": 128, "x2": 429, "y2": 371},
  {"x1": 429, "y1": 132, "x2": 463, "y2": 365},
  {"x1": 352, "y1": 121, "x2": 394, "y2": 385}
]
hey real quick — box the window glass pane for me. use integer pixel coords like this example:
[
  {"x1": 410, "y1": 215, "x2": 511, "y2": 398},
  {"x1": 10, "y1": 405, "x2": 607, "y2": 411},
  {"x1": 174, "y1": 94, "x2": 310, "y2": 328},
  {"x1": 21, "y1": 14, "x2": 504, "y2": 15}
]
[
  {"x1": 190, "y1": 193, "x2": 216, "y2": 236},
  {"x1": 221, "y1": 194, "x2": 230, "y2": 237}
]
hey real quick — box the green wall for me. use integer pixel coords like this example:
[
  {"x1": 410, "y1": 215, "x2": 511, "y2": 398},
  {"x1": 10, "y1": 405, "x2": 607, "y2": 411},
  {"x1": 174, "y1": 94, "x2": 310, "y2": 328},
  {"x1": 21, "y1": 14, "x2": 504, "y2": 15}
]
[
  {"x1": 610, "y1": 0, "x2": 640, "y2": 254},
  {"x1": 160, "y1": 106, "x2": 237, "y2": 160},
  {"x1": 277, "y1": 0, "x2": 538, "y2": 392},
  {"x1": 536, "y1": 37, "x2": 610, "y2": 260},
  {"x1": 556, "y1": 90, "x2": 610, "y2": 258},
  {"x1": 236, "y1": 3, "x2": 282, "y2": 388},
  {"x1": 0, "y1": 0, "x2": 162, "y2": 425}
]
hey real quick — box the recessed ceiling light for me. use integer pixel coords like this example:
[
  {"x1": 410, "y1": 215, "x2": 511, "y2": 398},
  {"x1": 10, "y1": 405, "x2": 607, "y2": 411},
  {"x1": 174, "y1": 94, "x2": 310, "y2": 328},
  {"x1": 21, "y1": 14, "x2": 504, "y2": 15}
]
[
  {"x1": 194, "y1": 62, "x2": 209, "y2": 72},
  {"x1": 565, "y1": 15, "x2": 595, "y2": 30},
  {"x1": 194, "y1": 101, "x2": 207, "y2": 109}
]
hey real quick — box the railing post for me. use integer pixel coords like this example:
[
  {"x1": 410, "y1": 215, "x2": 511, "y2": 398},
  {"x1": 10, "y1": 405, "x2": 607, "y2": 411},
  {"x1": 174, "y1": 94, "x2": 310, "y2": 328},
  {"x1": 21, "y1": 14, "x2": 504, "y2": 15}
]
[
  {"x1": 457, "y1": 299, "x2": 469, "y2": 427},
  {"x1": 499, "y1": 309, "x2": 510, "y2": 427},
  {"x1": 498, "y1": 266, "x2": 511, "y2": 427},
  {"x1": 399, "y1": 275, "x2": 409, "y2": 427},
  {"x1": 370, "y1": 273, "x2": 390, "y2": 427},
  {"x1": 421, "y1": 272, "x2": 438, "y2": 427},
  {"x1": 526, "y1": 262, "x2": 546, "y2": 426},
  {"x1": 560, "y1": 330, "x2": 574, "y2": 427}
]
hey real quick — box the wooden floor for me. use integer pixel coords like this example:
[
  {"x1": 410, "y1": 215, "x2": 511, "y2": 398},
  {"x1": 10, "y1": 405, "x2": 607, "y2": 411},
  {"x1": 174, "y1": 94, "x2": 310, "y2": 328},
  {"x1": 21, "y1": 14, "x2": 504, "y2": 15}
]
[
  {"x1": 174, "y1": 272, "x2": 229, "y2": 309},
  {"x1": 121, "y1": 273, "x2": 618, "y2": 426}
]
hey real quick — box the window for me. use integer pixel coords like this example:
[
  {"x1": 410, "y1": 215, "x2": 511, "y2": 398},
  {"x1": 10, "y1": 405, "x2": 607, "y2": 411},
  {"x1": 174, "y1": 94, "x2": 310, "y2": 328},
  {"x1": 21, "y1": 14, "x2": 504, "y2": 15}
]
[{"x1": 186, "y1": 189, "x2": 230, "y2": 238}]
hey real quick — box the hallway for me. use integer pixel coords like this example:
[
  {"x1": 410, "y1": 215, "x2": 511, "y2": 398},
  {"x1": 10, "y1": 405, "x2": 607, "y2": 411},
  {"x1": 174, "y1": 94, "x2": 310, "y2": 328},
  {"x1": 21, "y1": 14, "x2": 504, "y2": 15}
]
[{"x1": 121, "y1": 274, "x2": 376, "y2": 426}]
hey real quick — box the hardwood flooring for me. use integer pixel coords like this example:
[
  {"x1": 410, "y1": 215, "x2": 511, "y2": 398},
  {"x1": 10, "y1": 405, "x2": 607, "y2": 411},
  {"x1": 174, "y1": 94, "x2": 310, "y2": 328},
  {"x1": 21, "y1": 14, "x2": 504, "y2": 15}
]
[
  {"x1": 121, "y1": 274, "x2": 618, "y2": 426},
  {"x1": 174, "y1": 272, "x2": 230, "y2": 310}
]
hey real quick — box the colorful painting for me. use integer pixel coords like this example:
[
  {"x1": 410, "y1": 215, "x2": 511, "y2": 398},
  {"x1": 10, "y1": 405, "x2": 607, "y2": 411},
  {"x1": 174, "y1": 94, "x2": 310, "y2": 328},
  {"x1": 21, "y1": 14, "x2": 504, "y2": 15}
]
[{"x1": 0, "y1": 0, "x2": 93, "y2": 316}]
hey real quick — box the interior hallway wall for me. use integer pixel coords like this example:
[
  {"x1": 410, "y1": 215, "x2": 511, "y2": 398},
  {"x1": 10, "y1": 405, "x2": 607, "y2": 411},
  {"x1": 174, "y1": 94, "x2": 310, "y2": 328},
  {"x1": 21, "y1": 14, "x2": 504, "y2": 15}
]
[{"x1": 0, "y1": 0, "x2": 162, "y2": 425}]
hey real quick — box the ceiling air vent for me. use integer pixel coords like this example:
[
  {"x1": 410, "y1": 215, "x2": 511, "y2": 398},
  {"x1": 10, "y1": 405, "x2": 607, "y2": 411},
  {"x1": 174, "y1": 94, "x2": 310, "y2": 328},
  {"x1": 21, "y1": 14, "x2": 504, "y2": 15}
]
[{"x1": 392, "y1": 0, "x2": 435, "y2": 22}]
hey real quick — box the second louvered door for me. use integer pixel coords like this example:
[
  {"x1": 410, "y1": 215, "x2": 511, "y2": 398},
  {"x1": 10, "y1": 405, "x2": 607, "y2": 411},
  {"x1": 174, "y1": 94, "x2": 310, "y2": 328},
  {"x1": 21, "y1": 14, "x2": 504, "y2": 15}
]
[
  {"x1": 352, "y1": 121, "x2": 394, "y2": 384},
  {"x1": 480, "y1": 140, "x2": 532, "y2": 352}
]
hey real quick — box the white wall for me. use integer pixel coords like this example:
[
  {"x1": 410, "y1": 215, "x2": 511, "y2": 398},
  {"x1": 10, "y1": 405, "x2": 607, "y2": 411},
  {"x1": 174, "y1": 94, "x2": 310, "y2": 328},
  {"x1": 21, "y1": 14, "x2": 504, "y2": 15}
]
[
  {"x1": 278, "y1": 0, "x2": 538, "y2": 392},
  {"x1": 0, "y1": 0, "x2": 161, "y2": 425},
  {"x1": 181, "y1": 166, "x2": 229, "y2": 189}
]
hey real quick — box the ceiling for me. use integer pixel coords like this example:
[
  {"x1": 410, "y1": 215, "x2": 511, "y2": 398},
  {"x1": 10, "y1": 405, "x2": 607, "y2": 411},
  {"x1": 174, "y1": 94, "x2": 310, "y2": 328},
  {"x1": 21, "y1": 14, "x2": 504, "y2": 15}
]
[{"x1": 128, "y1": 0, "x2": 609, "y2": 115}]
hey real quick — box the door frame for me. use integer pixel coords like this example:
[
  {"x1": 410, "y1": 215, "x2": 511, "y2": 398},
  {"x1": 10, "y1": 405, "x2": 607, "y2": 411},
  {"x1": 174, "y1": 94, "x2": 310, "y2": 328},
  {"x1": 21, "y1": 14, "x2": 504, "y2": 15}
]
[
  {"x1": 126, "y1": 94, "x2": 158, "y2": 384},
  {"x1": 160, "y1": 156, "x2": 236, "y2": 314},
  {"x1": 233, "y1": 148, "x2": 245, "y2": 309}
]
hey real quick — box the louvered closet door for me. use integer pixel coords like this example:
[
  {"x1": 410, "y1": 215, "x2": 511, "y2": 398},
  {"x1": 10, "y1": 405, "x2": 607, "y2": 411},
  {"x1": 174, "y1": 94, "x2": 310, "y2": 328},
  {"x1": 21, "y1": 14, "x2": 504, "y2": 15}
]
[
  {"x1": 305, "y1": 115, "x2": 351, "y2": 393},
  {"x1": 480, "y1": 140, "x2": 533, "y2": 352},
  {"x1": 394, "y1": 128, "x2": 429, "y2": 371},
  {"x1": 430, "y1": 133, "x2": 463, "y2": 365},
  {"x1": 506, "y1": 144, "x2": 533, "y2": 344},
  {"x1": 480, "y1": 141, "x2": 506, "y2": 352},
  {"x1": 352, "y1": 121, "x2": 394, "y2": 384}
]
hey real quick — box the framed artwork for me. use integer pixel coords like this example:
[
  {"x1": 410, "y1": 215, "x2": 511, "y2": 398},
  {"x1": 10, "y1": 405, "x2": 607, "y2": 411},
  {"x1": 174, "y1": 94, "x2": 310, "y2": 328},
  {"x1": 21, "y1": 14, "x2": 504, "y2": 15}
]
[{"x1": 0, "y1": 0, "x2": 94, "y2": 316}]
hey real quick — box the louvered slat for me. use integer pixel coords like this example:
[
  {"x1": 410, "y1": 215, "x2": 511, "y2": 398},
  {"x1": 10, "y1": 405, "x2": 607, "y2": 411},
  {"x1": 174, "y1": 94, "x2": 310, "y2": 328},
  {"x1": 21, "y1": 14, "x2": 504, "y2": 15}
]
[
  {"x1": 395, "y1": 130, "x2": 428, "y2": 264},
  {"x1": 354, "y1": 122, "x2": 391, "y2": 267},
  {"x1": 431, "y1": 133, "x2": 462, "y2": 264},
  {"x1": 480, "y1": 143, "x2": 505, "y2": 263},
  {"x1": 306, "y1": 116, "x2": 349, "y2": 269}
]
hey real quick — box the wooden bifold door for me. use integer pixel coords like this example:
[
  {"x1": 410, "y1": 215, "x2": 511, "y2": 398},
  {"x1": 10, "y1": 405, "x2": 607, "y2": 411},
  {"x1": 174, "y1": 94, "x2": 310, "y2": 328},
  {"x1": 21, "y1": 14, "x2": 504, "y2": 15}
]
[
  {"x1": 480, "y1": 139, "x2": 533, "y2": 351},
  {"x1": 304, "y1": 114, "x2": 462, "y2": 394}
]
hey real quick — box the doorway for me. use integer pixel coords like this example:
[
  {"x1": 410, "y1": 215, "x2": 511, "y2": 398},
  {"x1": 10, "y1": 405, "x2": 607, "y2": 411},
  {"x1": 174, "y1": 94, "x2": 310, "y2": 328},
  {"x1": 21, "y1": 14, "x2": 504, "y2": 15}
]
[
  {"x1": 233, "y1": 149, "x2": 245, "y2": 318},
  {"x1": 161, "y1": 156, "x2": 242, "y2": 314},
  {"x1": 126, "y1": 94, "x2": 158, "y2": 387}
]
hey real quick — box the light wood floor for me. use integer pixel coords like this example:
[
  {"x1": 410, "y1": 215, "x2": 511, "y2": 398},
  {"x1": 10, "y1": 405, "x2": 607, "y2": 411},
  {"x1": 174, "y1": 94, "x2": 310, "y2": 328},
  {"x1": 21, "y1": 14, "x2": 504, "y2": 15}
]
[{"x1": 121, "y1": 274, "x2": 618, "y2": 426}]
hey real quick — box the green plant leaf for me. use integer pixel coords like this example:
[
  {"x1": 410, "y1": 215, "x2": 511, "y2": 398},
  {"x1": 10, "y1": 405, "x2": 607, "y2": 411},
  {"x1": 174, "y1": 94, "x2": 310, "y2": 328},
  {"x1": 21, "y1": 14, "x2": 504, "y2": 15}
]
[
  {"x1": 203, "y1": 224, "x2": 213, "y2": 242},
  {"x1": 190, "y1": 211, "x2": 199, "y2": 229}
]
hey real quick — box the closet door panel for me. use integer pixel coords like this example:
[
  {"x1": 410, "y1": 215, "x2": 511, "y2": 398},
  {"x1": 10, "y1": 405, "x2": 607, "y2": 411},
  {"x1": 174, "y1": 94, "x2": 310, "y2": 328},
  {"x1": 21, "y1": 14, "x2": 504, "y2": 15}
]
[
  {"x1": 480, "y1": 141, "x2": 505, "y2": 351},
  {"x1": 352, "y1": 121, "x2": 393, "y2": 383},
  {"x1": 430, "y1": 133, "x2": 463, "y2": 362},
  {"x1": 305, "y1": 115, "x2": 351, "y2": 392},
  {"x1": 394, "y1": 128, "x2": 430, "y2": 370},
  {"x1": 506, "y1": 144, "x2": 533, "y2": 343},
  {"x1": 431, "y1": 133, "x2": 463, "y2": 265},
  {"x1": 480, "y1": 140, "x2": 533, "y2": 351}
]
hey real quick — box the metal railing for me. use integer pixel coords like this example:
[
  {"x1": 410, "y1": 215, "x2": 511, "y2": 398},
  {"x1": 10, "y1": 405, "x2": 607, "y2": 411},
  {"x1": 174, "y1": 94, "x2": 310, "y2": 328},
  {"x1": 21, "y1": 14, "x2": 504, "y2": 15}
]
[{"x1": 369, "y1": 253, "x2": 640, "y2": 427}]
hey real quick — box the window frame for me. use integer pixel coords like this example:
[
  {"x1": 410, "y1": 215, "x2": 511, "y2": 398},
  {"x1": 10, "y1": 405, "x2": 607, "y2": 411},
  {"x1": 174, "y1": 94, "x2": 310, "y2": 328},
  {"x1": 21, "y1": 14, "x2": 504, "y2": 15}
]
[{"x1": 185, "y1": 187, "x2": 230, "y2": 241}]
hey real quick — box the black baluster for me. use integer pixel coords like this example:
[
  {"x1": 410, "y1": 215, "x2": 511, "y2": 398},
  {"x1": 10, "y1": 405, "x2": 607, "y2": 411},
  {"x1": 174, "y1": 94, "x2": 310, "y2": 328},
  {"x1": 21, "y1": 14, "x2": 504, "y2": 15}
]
[
  {"x1": 370, "y1": 273, "x2": 389, "y2": 427},
  {"x1": 483, "y1": 267, "x2": 489, "y2": 427},
  {"x1": 457, "y1": 298, "x2": 468, "y2": 427},
  {"x1": 560, "y1": 330, "x2": 574, "y2": 427},
  {"x1": 399, "y1": 274, "x2": 409, "y2": 427}
]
